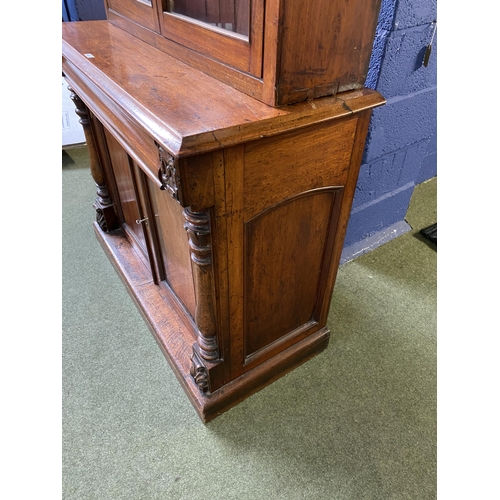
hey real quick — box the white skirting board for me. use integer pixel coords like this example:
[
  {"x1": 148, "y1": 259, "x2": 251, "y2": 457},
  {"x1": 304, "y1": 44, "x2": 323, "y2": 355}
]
[{"x1": 62, "y1": 77, "x2": 85, "y2": 148}]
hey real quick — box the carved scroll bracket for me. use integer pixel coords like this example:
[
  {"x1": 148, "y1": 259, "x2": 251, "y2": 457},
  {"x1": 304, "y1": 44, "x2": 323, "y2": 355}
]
[
  {"x1": 155, "y1": 141, "x2": 181, "y2": 203},
  {"x1": 69, "y1": 87, "x2": 118, "y2": 232},
  {"x1": 189, "y1": 342, "x2": 225, "y2": 395},
  {"x1": 190, "y1": 349, "x2": 210, "y2": 393}
]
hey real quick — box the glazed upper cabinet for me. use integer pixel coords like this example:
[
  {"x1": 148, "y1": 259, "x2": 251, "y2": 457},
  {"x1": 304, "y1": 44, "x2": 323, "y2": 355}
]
[{"x1": 104, "y1": 0, "x2": 382, "y2": 105}]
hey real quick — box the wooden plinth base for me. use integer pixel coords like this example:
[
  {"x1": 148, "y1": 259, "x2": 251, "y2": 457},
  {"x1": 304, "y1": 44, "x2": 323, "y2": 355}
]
[{"x1": 95, "y1": 223, "x2": 330, "y2": 422}]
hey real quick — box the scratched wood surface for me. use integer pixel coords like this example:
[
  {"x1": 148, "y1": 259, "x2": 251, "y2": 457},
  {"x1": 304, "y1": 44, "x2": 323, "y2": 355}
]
[{"x1": 62, "y1": 22, "x2": 385, "y2": 157}]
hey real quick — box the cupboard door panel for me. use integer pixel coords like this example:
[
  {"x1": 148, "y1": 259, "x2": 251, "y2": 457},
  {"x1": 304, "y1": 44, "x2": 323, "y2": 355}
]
[
  {"x1": 103, "y1": 128, "x2": 148, "y2": 256},
  {"x1": 243, "y1": 188, "x2": 341, "y2": 362},
  {"x1": 148, "y1": 179, "x2": 197, "y2": 318}
]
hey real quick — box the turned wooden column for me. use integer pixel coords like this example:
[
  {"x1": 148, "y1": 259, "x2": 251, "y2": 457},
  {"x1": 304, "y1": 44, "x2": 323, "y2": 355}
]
[
  {"x1": 183, "y1": 208, "x2": 223, "y2": 393},
  {"x1": 69, "y1": 88, "x2": 118, "y2": 232}
]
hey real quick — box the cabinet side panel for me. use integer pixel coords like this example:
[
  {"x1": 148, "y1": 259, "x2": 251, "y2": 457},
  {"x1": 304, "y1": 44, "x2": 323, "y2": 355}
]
[
  {"x1": 149, "y1": 184, "x2": 197, "y2": 318},
  {"x1": 243, "y1": 117, "x2": 357, "y2": 218},
  {"x1": 277, "y1": 0, "x2": 382, "y2": 104},
  {"x1": 244, "y1": 190, "x2": 336, "y2": 358}
]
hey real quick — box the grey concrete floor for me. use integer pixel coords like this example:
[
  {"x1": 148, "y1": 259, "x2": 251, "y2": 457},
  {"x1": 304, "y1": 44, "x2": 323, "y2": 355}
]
[{"x1": 62, "y1": 147, "x2": 436, "y2": 499}]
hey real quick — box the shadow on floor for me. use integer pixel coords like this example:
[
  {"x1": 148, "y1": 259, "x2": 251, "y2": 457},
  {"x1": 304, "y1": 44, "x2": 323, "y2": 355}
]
[{"x1": 62, "y1": 147, "x2": 89, "y2": 169}]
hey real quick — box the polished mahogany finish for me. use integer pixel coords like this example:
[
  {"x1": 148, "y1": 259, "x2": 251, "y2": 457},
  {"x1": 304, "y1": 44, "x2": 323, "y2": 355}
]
[
  {"x1": 62, "y1": 18, "x2": 385, "y2": 421},
  {"x1": 102, "y1": 0, "x2": 382, "y2": 106}
]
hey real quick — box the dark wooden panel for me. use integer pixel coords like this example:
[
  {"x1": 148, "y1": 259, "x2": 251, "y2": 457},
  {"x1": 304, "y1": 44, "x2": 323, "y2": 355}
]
[
  {"x1": 244, "y1": 189, "x2": 337, "y2": 359},
  {"x1": 148, "y1": 179, "x2": 197, "y2": 318},
  {"x1": 103, "y1": 128, "x2": 148, "y2": 255},
  {"x1": 132, "y1": 162, "x2": 164, "y2": 284}
]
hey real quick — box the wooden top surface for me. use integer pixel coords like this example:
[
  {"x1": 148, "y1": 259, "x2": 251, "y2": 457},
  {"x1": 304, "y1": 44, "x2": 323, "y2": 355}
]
[{"x1": 62, "y1": 21, "x2": 385, "y2": 156}]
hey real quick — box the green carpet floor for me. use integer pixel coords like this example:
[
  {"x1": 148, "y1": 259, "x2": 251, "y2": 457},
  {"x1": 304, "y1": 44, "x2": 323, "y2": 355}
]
[{"x1": 62, "y1": 147, "x2": 436, "y2": 499}]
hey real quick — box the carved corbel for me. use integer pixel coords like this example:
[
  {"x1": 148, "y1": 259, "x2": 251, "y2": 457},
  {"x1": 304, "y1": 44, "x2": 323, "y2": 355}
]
[
  {"x1": 69, "y1": 88, "x2": 118, "y2": 232},
  {"x1": 155, "y1": 141, "x2": 181, "y2": 203},
  {"x1": 190, "y1": 349, "x2": 210, "y2": 393}
]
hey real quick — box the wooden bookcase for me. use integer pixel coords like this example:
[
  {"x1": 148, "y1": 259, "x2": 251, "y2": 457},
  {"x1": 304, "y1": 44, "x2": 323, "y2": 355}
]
[
  {"x1": 62, "y1": 0, "x2": 385, "y2": 422},
  {"x1": 103, "y1": 0, "x2": 382, "y2": 106}
]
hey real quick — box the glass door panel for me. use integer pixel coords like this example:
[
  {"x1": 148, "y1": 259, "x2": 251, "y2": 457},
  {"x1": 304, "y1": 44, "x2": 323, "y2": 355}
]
[
  {"x1": 167, "y1": 0, "x2": 250, "y2": 37},
  {"x1": 159, "y1": 0, "x2": 263, "y2": 77}
]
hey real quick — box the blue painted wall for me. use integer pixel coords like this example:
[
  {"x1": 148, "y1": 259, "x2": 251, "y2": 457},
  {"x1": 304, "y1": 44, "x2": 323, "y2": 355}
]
[
  {"x1": 62, "y1": 0, "x2": 80, "y2": 21},
  {"x1": 63, "y1": 0, "x2": 106, "y2": 21},
  {"x1": 342, "y1": 0, "x2": 437, "y2": 261}
]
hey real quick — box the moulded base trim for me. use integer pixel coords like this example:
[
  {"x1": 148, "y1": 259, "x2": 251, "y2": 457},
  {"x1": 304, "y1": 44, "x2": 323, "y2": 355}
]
[{"x1": 94, "y1": 223, "x2": 330, "y2": 422}]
